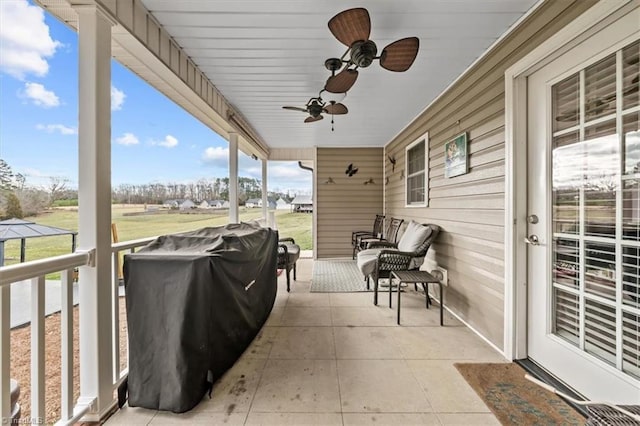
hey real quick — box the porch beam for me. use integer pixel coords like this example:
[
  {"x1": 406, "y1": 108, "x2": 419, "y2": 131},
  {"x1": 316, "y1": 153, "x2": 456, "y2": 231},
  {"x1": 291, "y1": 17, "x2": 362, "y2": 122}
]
[
  {"x1": 75, "y1": 4, "x2": 116, "y2": 420},
  {"x1": 229, "y1": 133, "x2": 239, "y2": 223},
  {"x1": 262, "y1": 159, "x2": 268, "y2": 221}
]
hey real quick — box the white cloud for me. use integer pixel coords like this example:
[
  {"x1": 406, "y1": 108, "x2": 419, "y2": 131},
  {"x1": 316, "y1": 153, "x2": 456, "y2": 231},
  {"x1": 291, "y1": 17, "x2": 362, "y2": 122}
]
[
  {"x1": 36, "y1": 123, "x2": 77, "y2": 135},
  {"x1": 0, "y1": 0, "x2": 61, "y2": 79},
  {"x1": 111, "y1": 85, "x2": 125, "y2": 111},
  {"x1": 151, "y1": 135, "x2": 178, "y2": 148},
  {"x1": 269, "y1": 164, "x2": 310, "y2": 179},
  {"x1": 115, "y1": 133, "x2": 139, "y2": 146},
  {"x1": 22, "y1": 82, "x2": 60, "y2": 107},
  {"x1": 202, "y1": 146, "x2": 229, "y2": 165}
]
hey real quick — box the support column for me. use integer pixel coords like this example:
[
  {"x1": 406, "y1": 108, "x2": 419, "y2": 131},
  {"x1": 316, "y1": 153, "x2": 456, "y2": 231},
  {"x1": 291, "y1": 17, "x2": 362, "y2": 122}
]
[
  {"x1": 75, "y1": 4, "x2": 115, "y2": 420},
  {"x1": 261, "y1": 159, "x2": 268, "y2": 221},
  {"x1": 229, "y1": 133, "x2": 239, "y2": 223}
]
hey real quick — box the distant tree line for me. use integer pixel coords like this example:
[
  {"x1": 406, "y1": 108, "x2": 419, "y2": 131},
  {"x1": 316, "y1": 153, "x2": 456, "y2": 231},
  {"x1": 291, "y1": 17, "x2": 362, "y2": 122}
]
[
  {"x1": 111, "y1": 177, "x2": 294, "y2": 205},
  {"x1": 1, "y1": 158, "x2": 296, "y2": 219}
]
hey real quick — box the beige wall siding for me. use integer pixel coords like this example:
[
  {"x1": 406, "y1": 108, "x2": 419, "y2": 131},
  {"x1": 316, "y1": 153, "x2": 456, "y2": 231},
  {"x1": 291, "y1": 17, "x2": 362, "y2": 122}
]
[
  {"x1": 316, "y1": 148, "x2": 384, "y2": 258},
  {"x1": 384, "y1": 0, "x2": 598, "y2": 349}
]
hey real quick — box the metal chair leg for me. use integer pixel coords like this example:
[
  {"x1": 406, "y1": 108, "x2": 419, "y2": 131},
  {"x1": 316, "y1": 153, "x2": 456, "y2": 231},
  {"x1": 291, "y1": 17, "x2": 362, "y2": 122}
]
[
  {"x1": 293, "y1": 263, "x2": 297, "y2": 280},
  {"x1": 373, "y1": 278, "x2": 379, "y2": 305}
]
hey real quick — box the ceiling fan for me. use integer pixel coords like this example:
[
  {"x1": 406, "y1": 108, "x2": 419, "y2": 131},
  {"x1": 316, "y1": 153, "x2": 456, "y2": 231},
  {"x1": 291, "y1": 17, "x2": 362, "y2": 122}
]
[
  {"x1": 282, "y1": 92, "x2": 348, "y2": 129},
  {"x1": 324, "y1": 7, "x2": 420, "y2": 93}
]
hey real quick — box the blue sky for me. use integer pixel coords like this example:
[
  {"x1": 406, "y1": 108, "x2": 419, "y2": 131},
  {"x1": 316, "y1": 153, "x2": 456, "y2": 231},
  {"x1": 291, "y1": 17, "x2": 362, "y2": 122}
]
[{"x1": 0, "y1": 0, "x2": 311, "y2": 195}]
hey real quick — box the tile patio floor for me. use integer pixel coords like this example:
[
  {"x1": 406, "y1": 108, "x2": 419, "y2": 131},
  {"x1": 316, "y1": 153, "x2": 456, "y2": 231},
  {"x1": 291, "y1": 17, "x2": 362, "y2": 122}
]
[{"x1": 105, "y1": 258, "x2": 506, "y2": 425}]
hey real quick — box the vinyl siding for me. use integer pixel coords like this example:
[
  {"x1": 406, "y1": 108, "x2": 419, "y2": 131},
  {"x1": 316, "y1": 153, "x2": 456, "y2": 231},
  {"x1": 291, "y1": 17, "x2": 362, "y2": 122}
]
[
  {"x1": 316, "y1": 148, "x2": 384, "y2": 258},
  {"x1": 384, "y1": 0, "x2": 598, "y2": 349}
]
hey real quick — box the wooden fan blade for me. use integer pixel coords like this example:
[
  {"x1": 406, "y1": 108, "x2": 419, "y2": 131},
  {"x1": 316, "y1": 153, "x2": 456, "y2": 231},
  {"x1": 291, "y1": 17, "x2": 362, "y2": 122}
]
[
  {"x1": 305, "y1": 115, "x2": 324, "y2": 123},
  {"x1": 325, "y1": 69, "x2": 358, "y2": 93},
  {"x1": 324, "y1": 103, "x2": 348, "y2": 115},
  {"x1": 380, "y1": 37, "x2": 420, "y2": 72},
  {"x1": 283, "y1": 106, "x2": 308, "y2": 112},
  {"x1": 328, "y1": 8, "x2": 370, "y2": 47}
]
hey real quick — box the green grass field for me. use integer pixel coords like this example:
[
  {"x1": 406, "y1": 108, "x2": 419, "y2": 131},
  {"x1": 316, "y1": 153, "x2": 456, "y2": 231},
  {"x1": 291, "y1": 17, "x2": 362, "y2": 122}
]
[{"x1": 2, "y1": 206, "x2": 312, "y2": 267}]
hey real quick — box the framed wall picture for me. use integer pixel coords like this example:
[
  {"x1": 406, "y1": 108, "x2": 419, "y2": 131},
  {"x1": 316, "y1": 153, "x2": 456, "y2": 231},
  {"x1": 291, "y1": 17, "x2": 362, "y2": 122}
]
[{"x1": 444, "y1": 132, "x2": 468, "y2": 178}]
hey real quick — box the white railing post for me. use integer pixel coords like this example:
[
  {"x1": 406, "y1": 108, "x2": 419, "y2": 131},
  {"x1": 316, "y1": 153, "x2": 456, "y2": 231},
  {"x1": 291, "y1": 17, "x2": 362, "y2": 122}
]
[
  {"x1": 229, "y1": 132, "x2": 239, "y2": 224},
  {"x1": 0, "y1": 285, "x2": 10, "y2": 420},
  {"x1": 75, "y1": 3, "x2": 116, "y2": 421},
  {"x1": 60, "y1": 268, "x2": 74, "y2": 421},
  {"x1": 111, "y1": 253, "x2": 120, "y2": 383},
  {"x1": 30, "y1": 277, "x2": 46, "y2": 422}
]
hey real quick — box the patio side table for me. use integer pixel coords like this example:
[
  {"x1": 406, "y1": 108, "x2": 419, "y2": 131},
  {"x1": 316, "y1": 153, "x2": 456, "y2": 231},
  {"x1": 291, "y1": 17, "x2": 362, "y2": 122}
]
[{"x1": 391, "y1": 270, "x2": 444, "y2": 326}]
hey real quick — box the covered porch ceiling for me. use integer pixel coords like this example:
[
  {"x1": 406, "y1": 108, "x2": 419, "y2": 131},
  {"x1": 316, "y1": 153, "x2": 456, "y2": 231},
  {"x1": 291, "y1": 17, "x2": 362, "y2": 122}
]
[
  {"x1": 42, "y1": 0, "x2": 540, "y2": 151},
  {"x1": 141, "y1": 0, "x2": 538, "y2": 149}
]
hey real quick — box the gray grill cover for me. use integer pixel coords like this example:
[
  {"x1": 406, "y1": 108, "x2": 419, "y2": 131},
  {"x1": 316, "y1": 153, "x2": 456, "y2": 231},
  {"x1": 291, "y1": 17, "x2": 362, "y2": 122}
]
[{"x1": 124, "y1": 222, "x2": 278, "y2": 412}]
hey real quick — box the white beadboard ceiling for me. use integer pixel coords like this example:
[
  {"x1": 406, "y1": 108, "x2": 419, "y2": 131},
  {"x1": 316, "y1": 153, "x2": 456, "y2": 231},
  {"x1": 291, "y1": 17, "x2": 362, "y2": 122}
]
[{"x1": 140, "y1": 0, "x2": 539, "y2": 149}]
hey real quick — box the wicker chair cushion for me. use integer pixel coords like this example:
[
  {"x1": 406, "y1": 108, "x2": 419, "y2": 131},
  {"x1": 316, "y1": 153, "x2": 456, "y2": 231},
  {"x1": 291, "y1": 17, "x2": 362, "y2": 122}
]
[
  {"x1": 356, "y1": 248, "x2": 381, "y2": 277},
  {"x1": 397, "y1": 221, "x2": 432, "y2": 253}
]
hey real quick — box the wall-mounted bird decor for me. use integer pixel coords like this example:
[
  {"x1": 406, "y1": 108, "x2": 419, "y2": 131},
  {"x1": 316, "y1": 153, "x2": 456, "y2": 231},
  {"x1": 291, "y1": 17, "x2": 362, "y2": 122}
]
[
  {"x1": 324, "y1": 177, "x2": 336, "y2": 184},
  {"x1": 364, "y1": 178, "x2": 375, "y2": 185},
  {"x1": 388, "y1": 155, "x2": 396, "y2": 172},
  {"x1": 385, "y1": 177, "x2": 390, "y2": 185},
  {"x1": 345, "y1": 163, "x2": 359, "y2": 177}
]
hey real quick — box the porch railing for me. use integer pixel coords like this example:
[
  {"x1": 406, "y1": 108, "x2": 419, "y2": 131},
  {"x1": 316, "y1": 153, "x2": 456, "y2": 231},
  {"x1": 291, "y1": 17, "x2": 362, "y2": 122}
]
[
  {"x1": 0, "y1": 250, "x2": 94, "y2": 425},
  {"x1": 0, "y1": 236, "x2": 155, "y2": 425}
]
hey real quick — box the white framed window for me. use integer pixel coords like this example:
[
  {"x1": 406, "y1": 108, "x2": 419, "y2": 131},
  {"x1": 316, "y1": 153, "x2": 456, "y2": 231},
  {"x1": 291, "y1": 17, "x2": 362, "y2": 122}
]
[{"x1": 405, "y1": 132, "x2": 428, "y2": 207}]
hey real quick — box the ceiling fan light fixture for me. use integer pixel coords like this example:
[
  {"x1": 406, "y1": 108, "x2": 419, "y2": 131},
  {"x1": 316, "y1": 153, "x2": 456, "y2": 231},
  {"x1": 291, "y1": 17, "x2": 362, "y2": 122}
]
[{"x1": 350, "y1": 40, "x2": 377, "y2": 68}]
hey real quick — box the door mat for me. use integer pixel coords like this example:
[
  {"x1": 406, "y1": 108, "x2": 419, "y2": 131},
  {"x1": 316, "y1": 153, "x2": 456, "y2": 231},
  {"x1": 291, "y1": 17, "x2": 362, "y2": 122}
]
[{"x1": 454, "y1": 362, "x2": 585, "y2": 425}]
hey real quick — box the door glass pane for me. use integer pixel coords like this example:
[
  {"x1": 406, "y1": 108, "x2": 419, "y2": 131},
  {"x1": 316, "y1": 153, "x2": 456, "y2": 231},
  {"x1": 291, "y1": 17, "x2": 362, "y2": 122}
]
[
  {"x1": 553, "y1": 74, "x2": 580, "y2": 132},
  {"x1": 553, "y1": 132, "x2": 580, "y2": 234},
  {"x1": 623, "y1": 178, "x2": 640, "y2": 241},
  {"x1": 623, "y1": 112, "x2": 640, "y2": 175},
  {"x1": 553, "y1": 238, "x2": 579, "y2": 288},
  {"x1": 622, "y1": 311, "x2": 640, "y2": 379},
  {"x1": 622, "y1": 245, "x2": 640, "y2": 309},
  {"x1": 585, "y1": 53, "x2": 616, "y2": 121},
  {"x1": 553, "y1": 287, "x2": 580, "y2": 345},
  {"x1": 623, "y1": 41, "x2": 639, "y2": 110},
  {"x1": 585, "y1": 242, "x2": 616, "y2": 300},
  {"x1": 582, "y1": 129, "x2": 619, "y2": 240},
  {"x1": 585, "y1": 298, "x2": 617, "y2": 366}
]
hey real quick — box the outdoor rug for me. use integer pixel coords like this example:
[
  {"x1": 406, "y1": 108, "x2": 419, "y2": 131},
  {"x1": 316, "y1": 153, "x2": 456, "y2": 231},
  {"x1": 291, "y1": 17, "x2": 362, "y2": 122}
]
[
  {"x1": 310, "y1": 260, "x2": 371, "y2": 292},
  {"x1": 455, "y1": 363, "x2": 584, "y2": 425}
]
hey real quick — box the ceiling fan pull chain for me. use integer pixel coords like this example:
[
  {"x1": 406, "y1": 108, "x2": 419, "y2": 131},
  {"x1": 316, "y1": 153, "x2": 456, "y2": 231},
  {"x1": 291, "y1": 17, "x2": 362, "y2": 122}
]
[{"x1": 331, "y1": 115, "x2": 335, "y2": 131}]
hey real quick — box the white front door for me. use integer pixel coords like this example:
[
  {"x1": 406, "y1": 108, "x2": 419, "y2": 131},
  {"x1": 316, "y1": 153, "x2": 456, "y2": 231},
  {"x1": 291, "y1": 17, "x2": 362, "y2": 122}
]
[{"x1": 526, "y1": 11, "x2": 640, "y2": 403}]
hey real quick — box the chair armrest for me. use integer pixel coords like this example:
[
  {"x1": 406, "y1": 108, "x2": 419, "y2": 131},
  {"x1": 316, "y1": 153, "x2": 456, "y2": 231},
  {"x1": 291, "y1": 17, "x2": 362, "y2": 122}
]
[
  {"x1": 376, "y1": 250, "x2": 413, "y2": 271},
  {"x1": 368, "y1": 241, "x2": 397, "y2": 250},
  {"x1": 279, "y1": 237, "x2": 296, "y2": 244}
]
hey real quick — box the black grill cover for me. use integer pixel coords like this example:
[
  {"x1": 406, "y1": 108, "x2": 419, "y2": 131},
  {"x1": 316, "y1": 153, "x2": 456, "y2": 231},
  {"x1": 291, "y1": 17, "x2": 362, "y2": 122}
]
[{"x1": 123, "y1": 222, "x2": 278, "y2": 412}]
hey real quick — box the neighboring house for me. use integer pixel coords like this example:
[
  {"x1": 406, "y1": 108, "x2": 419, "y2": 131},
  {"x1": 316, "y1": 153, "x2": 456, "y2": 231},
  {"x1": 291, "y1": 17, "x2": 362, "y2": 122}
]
[
  {"x1": 221, "y1": 200, "x2": 230, "y2": 209},
  {"x1": 245, "y1": 198, "x2": 261, "y2": 208},
  {"x1": 163, "y1": 199, "x2": 182, "y2": 208},
  {"x1": 245, "y1": 198, "x2": 277, "y2": 209},
  {"x1": 275, "y1": 198, "x2": 291, "y2": 210},
  {"x1": 208, "y1": 200, "x2": 225, "y2": 209},
  {"x1": 198, "y1": 200, "x2": 210, "y2": 209},
  {"x1": 291, "y1": 195, "x2": 312, "y2": 213},
  {"x1": 179, "y1": 200, "x2": 196, "y2": 210}
]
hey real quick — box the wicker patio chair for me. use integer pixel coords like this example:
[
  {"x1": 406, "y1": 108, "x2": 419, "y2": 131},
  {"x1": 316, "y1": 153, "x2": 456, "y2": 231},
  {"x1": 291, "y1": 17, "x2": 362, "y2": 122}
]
[
  {"x1": 351, "y1": 214, "x2": 385, "y2": 259},
  {"x1": 277, "y1": 237, "x2": 300, "y2": 292},
  {"x1": 354, "y1": 217, "x2": 404, "y2": 258},
  {"x1": 357, "y1": 222, "x2": 440, "y2": 300}
]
